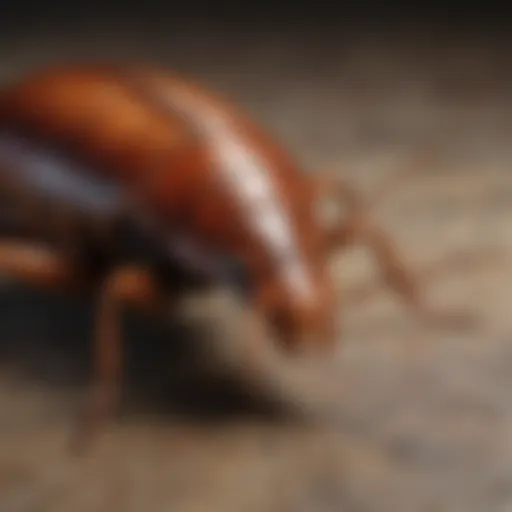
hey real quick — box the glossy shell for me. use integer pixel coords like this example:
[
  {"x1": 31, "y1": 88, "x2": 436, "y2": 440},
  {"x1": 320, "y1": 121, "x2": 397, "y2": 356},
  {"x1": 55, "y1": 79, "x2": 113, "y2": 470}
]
[{"x1": 0, "y1": 64, "x2": 336, "y2": 348}]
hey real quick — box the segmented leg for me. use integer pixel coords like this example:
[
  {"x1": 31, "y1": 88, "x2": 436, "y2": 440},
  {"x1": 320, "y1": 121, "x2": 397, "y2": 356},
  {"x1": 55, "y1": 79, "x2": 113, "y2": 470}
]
[
  {"x1": 69, "y1": 265, "x2": 164, "y2": 453},
  {"x1": 314, "y1": 175, "x2": 474, "y2": 326},
  {"x1": 332, "y1": 215, "x2": 425, "y2": 310},
  {"x1": 0, "y1": 240, "x2": 80, "y2": 291}
]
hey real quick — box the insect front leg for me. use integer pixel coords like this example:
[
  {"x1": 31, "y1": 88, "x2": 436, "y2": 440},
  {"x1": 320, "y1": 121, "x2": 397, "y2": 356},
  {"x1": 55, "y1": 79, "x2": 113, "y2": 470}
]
[{"x1": 314, "y1": 175, "x2": 475, "y2": 328}]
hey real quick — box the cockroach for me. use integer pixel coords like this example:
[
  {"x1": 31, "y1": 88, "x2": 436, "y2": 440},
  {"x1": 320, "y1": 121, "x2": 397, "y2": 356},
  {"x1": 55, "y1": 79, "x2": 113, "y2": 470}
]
[{"x1": 0, "y1": 63, "x2": 470, "y2": 450}]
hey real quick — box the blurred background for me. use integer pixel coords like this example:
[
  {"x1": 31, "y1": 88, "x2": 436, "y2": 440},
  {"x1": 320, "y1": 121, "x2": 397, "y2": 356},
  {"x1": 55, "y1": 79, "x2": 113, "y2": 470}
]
[{"x1": 1, "y1": 2, "x2": 512, "y2": 511}]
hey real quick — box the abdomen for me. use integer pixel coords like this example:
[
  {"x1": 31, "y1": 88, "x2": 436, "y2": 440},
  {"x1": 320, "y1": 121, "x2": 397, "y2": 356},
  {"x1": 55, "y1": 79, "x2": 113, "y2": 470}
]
[{"x1": 0, "y1": 66, "x2": 256, "y2": 283}]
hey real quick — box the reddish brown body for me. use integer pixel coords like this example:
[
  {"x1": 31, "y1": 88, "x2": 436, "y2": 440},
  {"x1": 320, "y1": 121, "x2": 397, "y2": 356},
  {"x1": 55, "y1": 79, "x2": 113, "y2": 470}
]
[
  {"x1": 0, "y1": 64, "x2": 339, "y2": 348},
  {"x1": 0, "y1": 63, "x2": 457, "y2": 451}
]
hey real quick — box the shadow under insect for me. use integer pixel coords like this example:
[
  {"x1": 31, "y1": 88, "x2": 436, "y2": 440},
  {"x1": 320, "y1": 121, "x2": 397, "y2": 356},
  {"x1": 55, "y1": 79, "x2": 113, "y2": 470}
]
[{"x1": 0, "y1": 277, "x2": 296, "y2": 424}]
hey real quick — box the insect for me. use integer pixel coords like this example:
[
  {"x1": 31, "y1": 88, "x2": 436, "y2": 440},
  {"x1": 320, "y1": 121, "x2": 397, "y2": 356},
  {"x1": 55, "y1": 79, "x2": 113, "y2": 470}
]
[{"x1": 0, "y1": 63, "x2": 468, "y2": 450}]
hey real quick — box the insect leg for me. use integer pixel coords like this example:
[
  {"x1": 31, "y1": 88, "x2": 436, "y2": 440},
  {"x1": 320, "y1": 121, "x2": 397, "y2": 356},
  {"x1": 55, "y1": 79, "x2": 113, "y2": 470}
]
[
  {"x1": 329, "y1": 215, "x2": 475, "y2": 327},
  {"x1": 332, "y1": 216, "x2": 423, "y2": 306},
  {"x1": 0, "y1": 240, "x2": 81, "y2": 291},
  {"x1": 69, "y1": 264, "x2": 164, "y2": 453},
  {"x1": 314, "y1": 173, "x2": 474, "y2": 327}
]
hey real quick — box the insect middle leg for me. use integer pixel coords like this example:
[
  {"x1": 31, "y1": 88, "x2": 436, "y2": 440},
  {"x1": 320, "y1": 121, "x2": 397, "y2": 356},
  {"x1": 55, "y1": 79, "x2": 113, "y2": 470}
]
[
  {"x1": 0, "y1": 240, "x2": 160, "y2": 449},
  {"x1": 69, "y1": 263, "x2": 166, "y2": 453}
]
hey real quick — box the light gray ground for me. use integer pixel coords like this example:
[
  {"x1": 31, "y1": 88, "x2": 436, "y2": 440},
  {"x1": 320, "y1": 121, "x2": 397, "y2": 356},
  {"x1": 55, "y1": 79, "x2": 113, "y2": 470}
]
[{"x1": 1, "y1": 28, "x2": 512, "y2": 512}]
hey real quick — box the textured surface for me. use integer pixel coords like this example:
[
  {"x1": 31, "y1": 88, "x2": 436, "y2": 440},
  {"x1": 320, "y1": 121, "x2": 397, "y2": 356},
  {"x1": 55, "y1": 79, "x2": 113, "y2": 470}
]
[{"x1": 1, "y1": 29, "x2": 512, "y2": 512}]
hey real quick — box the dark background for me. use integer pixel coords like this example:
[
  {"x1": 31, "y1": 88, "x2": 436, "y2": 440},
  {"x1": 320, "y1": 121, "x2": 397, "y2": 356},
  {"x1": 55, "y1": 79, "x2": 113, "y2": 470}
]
[{"x1": 2, "y1": 1, "x2": 512, "y2": 32}]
